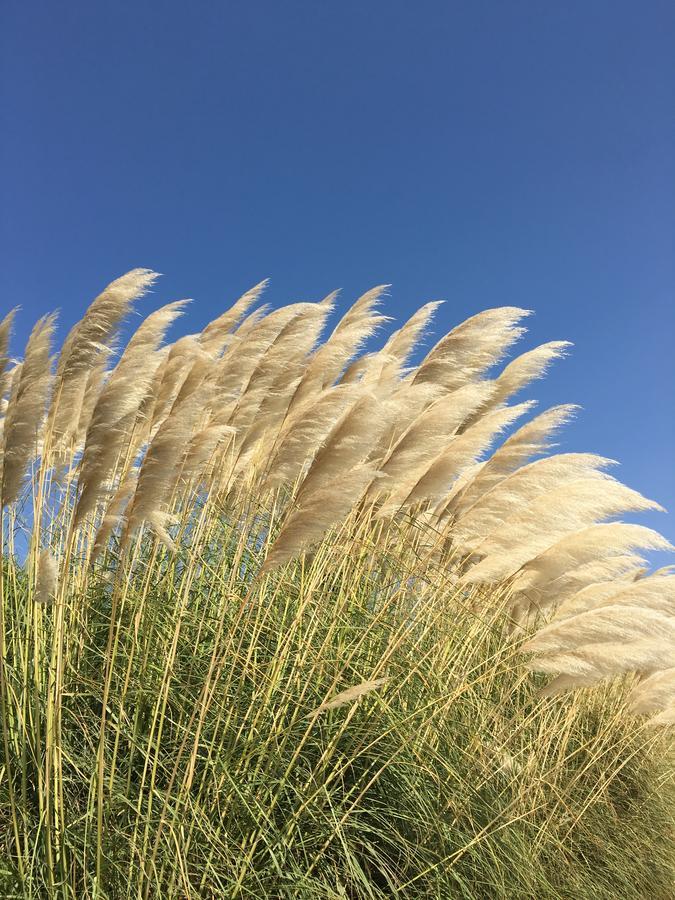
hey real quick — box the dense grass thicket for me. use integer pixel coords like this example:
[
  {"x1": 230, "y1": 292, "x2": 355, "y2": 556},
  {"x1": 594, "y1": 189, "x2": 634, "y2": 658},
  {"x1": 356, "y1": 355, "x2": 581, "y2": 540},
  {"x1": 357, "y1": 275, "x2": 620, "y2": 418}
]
[{"x1": 0, "y1": 270, "x2": 673, "y2": 897}]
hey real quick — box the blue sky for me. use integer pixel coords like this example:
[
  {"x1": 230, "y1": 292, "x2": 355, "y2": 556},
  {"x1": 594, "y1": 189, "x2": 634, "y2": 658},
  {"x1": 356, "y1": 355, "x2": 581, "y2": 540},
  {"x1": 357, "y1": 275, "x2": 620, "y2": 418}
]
[{"x1": 2, "y1": 1, "x2": 674, "y2": 544}]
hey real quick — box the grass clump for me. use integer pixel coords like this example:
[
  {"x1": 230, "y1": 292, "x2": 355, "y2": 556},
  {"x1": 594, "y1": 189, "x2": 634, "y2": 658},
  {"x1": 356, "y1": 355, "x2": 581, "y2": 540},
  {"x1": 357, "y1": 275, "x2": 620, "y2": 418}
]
[
  {"x1": 1, "y1": 509, "x2": 673, "y2": 898},
  {"x1": 0, "y1": 271, "x2": 673, "y2": 897}
]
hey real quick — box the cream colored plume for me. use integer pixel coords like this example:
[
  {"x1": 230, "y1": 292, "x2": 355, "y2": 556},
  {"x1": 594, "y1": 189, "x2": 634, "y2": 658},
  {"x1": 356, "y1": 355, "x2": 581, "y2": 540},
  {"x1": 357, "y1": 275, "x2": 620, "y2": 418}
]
[
  {"x1": 452, "y1": 453, "x2": 617, "y2": 548},
  {"x1": 370, "y1": 381, "x2": 497, "y2": 515},
  {"x1": 522, "y1": 605, "x2": 675, "y2": 697},
  {"x1": 556, "y1": 571, "x2": 675, "y2": 621},
  {"x1": 116, "y1": 300, "x2": 187, "y2": 367},
  {"x1": 124, "y1": 382, "x2": 211, "y2": 547},
  {"x1": 293, "y1": 390, "x2": 394, "y2": 502},
  {"x1": 74, "y1": 301, "x2": 186, "y2": 525},
  {"x1": 529, "y1": 639, "x2": 675, "y2": 697},
  {"x1": 459, "y1": 341, "x2": 571, "y2": 432},
  {"x1": 629, "y1": 668, "x2": 675, "y2": 720},
  {"x1": 371, "y1": 380, "x2": 447, "y2": 462},
  {"x1": 369, "y1": 300, "x2": 443, "y2": 383},
  {"x1": 34, "y1": 549, "x2": 59, "y2": 604},
  {"x1": 306, "y1": 677, "x2": 389, "y2": 720},
  {"x1": 1, "y1": 315, "x2": 55, "y2": 507},
  {"x1": 288, "y1": 286, "x2": 391, "y2": 410},
  {"x1": 48, "y1": 269, "x2": 159, "y2": 451},
  {"x1": 261, "y1": 391, "x2": 394, "y2": 571},
  {"x1": 489, "y1": 341, "x2": 571, "y2": 407},
  {"x1": 512, "y1": 554, "x2": 649, "y2": 617},
  {"x1": 214, "y1": 303, "x2": 308, "y2": 406},
  {"x1": 444, "y1": 404, "x2": 578, "y2": 518},
  {"x1": 512, "y1": 524, "x2": 673, "y2": 596},
  {"x1": 181, "y1": 423, "x2": 235, "y2": 485},
  {"x1": 57, "y1": 269, "x2": 159, "y2": 376},
  {"x1": 146, "y1": 336, "x2": 203, "y2": 432},
  {"x1": 0, "y1": 308, "x2": 17, "y2": 382},
  {"x1": 401, "y1": 401, "x2": 534, "y2": 511},
  {"x1": 74, "y1": 350, "x2": 113, "y2": 448},
  {"x1": 229, "y1": 296, "x2": 335, "y2": 452},
  {"x1": 261, "y1": 462, "x2": 378, "y2": 572},
  {"x1": 523, "y1": 605, "x2": 675, "y2": 658},
  {"x1": 462, "y1": 475, "x2": 663, "y2": 585},
  {"x1": 412, "y1": 307, "x2": 530, "y2": 393},
  {"x1": 169, "y1": 345, "x2": 216, "y2": 412},
  {"x1": 91, "y1": 474, "x2": 138, "y2": 559},
  {"x1": 199, "y1": 279, "x2": 268, "y2": 355},
  {"x1": 338, "y1": 353, "x2": 377, "y2": 386},
  {"x1": 263, "y1": 384, "x2": 361, "y2": 490}
]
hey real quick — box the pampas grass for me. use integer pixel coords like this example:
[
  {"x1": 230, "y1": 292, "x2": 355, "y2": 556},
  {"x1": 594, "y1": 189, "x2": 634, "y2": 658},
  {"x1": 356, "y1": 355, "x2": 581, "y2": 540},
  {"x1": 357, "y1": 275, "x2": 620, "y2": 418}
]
[{"x1": 0, "y1": 270, "x2": 673, "y2": 898}]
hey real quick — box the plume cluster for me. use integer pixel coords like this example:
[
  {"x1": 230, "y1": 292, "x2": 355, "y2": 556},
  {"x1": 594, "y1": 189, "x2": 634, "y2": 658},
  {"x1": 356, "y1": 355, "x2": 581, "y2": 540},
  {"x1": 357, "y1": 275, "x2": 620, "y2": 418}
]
[{"x1": 1, "y1": 270, "x2": 672, "y2": 726}]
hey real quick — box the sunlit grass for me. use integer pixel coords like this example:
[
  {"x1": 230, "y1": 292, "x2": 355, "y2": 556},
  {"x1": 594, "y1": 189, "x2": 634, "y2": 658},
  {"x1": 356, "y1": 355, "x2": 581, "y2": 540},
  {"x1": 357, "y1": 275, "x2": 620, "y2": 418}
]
[
  {"x1": 1, "y1": 502, "x2": 672, "y2": 898},
  {"x1": 1, "y1": 271, "x2": 674, "y2": 897}
]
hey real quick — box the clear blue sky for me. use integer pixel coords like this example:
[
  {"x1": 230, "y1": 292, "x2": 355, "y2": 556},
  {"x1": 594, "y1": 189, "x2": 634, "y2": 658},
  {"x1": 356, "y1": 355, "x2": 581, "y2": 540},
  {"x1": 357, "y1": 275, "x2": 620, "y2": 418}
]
[{"x1": 2, "y1": 1, "x2": 674, "y2": 543}]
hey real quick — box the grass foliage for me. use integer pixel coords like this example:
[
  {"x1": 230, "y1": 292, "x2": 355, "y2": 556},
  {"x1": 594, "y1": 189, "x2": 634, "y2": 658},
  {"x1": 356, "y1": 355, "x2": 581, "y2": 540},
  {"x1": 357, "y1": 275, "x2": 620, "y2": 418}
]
[
  {"x1": 2, "y1": 508, "x2": 673, "y2": 897},
  {"x1": 0, "y1": 272, "x2": 673, "y2": 897}
]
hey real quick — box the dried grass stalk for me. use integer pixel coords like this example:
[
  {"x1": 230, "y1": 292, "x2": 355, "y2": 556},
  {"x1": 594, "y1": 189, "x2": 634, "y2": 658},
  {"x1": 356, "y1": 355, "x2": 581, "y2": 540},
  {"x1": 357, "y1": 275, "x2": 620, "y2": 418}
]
[{"x1": 306, "y1": 677, "x2": 389, "y2": 719}]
